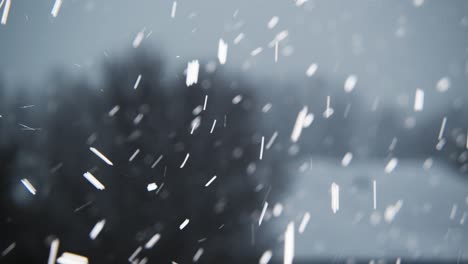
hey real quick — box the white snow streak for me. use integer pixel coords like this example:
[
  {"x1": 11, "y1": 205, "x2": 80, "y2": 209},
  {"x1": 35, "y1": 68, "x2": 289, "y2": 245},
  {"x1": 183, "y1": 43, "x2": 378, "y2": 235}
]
[
  {"x1": 147, "y1": 183, "x2": 158, "y2": 192},
  {"x1": 89, "y1": 219, "x2": 105, "y2": 240},
  {"x1": 180, "y1": 153, "x2": 190, "y2": 168},
  {"x1": 341, "y1": 152, "x2": 353, "y2": 167},
  {"x1": 298, "y1": 212, "x2": 310, "y2": 234},
  {"x1": 385, "y1": 158, "x2": 398, "y2": 173},
  {"x1": 51, "y1": 0, "x2": 63, "y2": 17},
  {"x1": 1, "y1": 0, "x2": 11, "y2": 25},
  {"x1": 384, "y1": 200, "x2": 403, "y2": 223},
  {"x1": 267, "y1": 16, "x2": 279, "y2": 29},
  {"x1": 83, "y1": 172, "x2": 105, "y2": 190},
  {"x1": 90, "y1": 147, "x2": 113, "y2": 166},
  {"x1": 179, "y1": 219, "x2": 190, "y2": 230},
  {"x1": 205, "y1": 175, "x2": 217, "y2": 187},
  {"x1": 21, "y1": 178, "x2": 36, "y2": 195},
  {"x1": 258, "y1": 202, "x2": 268, "y2": 226},
  {"x1": 305, "y1": 64, "x2": 318, "y2": 77},
  {"x1": 331, "y1": 182, "x2": 340, "y2": 214},
  {"x1": 132, "y1": 31, "x2": 145, "y2": 48},
  {"x1": 284, "y1": 222, "x2": 295, "y2": 264},
  {"x1": 186, "y1": 60, "x2": 199, "y2": 86},
  {"x1": 57, "y1": 252, "x2": 89, "y2": 264},
  {"x1": 171, "y1": 1, "x2": 177, "y2": 18},
  {"x1": 145, "y1": 234, "x2": 161, "y2": 249},
  {"x1": 217, "y1": 38, "x2": 228, "y2": 65},
  {"x1": 134, "y1": 74, "x2": 142, "y2": 89},
  {"x1": 344, "y1": 75, "x2": 357, "y2": 92},
  {"x1": 47, "y1": 239, "x2": 60, "y2": 264},
  {"x1": 259, "y1": 250, "x2": 272, "y2": 264},
  {"x1": 291, "y1": 107, "x2": 313, "y2": 142},
  {"x1": 413, "y1": 88, "x2": 424, "y2": 112}
]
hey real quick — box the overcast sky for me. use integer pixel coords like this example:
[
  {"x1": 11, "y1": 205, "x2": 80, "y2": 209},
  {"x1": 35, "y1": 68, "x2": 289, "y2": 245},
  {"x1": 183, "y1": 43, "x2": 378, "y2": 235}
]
[{"x1": 1, "y1": 0, "x2": 467, "y2": 109}]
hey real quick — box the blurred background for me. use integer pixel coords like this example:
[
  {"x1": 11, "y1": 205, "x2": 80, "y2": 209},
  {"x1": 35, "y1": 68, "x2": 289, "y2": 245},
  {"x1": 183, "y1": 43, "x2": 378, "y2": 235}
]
[{"x1": 1, "y1": 0, "x2": 467, "y2": 263}]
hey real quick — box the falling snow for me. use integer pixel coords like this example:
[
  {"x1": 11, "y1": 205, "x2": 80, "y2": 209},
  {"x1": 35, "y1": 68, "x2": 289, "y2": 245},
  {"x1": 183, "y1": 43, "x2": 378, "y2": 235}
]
[{"x1": 1, "y1": 2, "x2": 467, "y2": 263}]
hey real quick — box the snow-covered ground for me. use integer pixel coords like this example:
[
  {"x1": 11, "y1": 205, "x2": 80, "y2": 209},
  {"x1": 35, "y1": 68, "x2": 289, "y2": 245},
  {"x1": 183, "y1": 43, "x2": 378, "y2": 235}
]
[{"x1": 272, "y1": 157, "x2": 467, "y2": 261}]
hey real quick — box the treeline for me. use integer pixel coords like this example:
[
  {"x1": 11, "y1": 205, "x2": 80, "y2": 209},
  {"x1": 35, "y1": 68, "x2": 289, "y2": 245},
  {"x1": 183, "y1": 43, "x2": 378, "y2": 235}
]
[{"x1": 0, "y1": 49, "x2": 466, "y2": 263}]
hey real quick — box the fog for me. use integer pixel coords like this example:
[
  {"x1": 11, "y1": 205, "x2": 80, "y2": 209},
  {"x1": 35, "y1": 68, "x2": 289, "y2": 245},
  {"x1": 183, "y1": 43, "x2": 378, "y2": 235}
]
[{"x1": 1, "y1": 0, "x2": 467, "y2": 263}]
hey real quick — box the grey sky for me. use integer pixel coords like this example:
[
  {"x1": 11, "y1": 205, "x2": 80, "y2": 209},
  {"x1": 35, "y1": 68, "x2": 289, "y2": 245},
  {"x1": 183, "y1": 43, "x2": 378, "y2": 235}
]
[{"x1": 1, "y1": 0, "x2": 467, "y2": 109}]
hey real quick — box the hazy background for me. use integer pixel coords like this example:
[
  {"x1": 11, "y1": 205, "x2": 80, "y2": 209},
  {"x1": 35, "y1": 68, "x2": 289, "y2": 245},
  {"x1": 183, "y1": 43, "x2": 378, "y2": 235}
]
[{"x1": 1, "y1": 0, "x2": 468, "y2": 263}]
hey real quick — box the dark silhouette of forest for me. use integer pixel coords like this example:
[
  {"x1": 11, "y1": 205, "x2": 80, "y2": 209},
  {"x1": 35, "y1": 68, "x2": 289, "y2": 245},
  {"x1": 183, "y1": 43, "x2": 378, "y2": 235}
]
[{"x1": 0, "y1": 49, "x2": 467, "y2": 263}]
